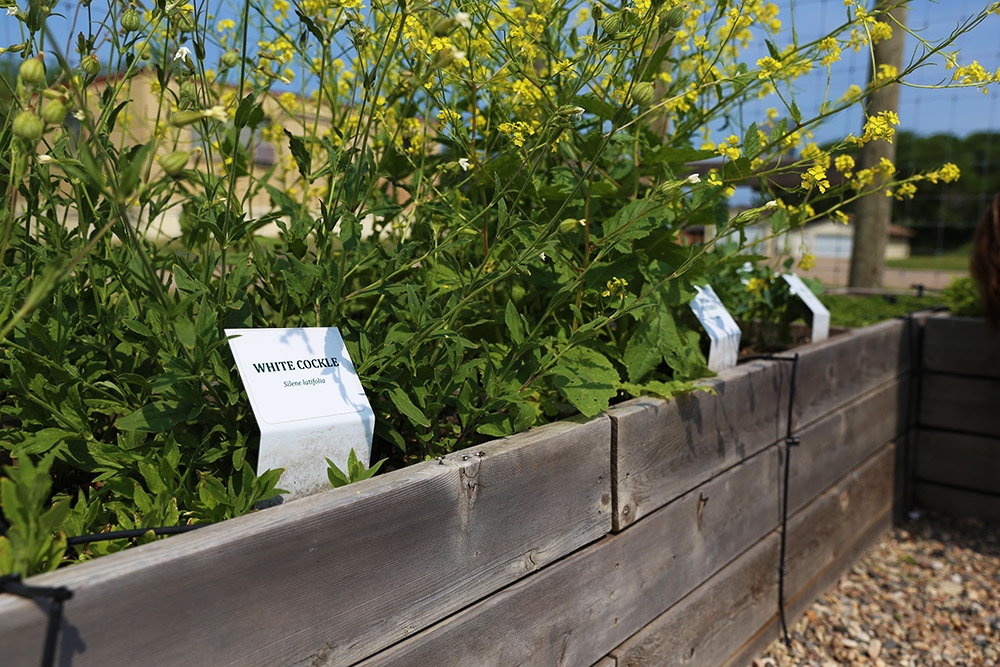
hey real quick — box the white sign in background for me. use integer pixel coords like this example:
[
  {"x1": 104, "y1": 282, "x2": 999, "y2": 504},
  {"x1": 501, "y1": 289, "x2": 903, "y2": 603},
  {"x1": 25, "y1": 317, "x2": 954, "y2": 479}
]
[
  {"x1": 690, "y1": 284, "x2": 742, "y2": 372},
  {"x1": 780, "y1": 274, "x2": 831, "y2": 343},
  {"x1": 226, "y1": 327, "x2": 375, "y2": 499}
]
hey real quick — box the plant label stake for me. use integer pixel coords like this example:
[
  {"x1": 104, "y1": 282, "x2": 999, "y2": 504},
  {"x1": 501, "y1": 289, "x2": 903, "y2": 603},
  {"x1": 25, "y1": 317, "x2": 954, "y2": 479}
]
[
  {"x1": 781, "y1": 274, "x2": 830, "y2": 342},
  {"x1": 690, "y1": 284, "x2": 741, "y2": 372},
  {"x1": 225, "y1": 327, "x2": 375, "y2": 499}
]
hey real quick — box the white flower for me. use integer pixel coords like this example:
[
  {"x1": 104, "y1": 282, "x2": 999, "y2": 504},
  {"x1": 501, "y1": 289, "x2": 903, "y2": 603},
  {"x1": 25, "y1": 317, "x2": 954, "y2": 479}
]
[
  {"x1": 540, "y1": 252, "x2": 547, "y2": 261},
  {"x1": 455, "y1": 12, "x2": 471, "y2": 29},
  {"x1": 204, "y1": 105, "x2": 229, "y2": 121},
  {"x1": 6, "y1": 6, "x2": 18, "y2": 16},
  {"x1": 72, "y1": 110, "x2": 85, "y2": 121},
  {"x1": 764, "y1": 200, "x2": 777, "y2": 209},
  {"x1": 37, "y1": 154, "x2": 55, "y2": 164},
  {"x1": 174, "y1": 46, "x2": 192, "y2": 62},
  {"x1": 686, "y1": 173, "x2": 702, "y2": 184},
  {"x1": 458, "y1": 157, "x2": 471, "y2": 172}
]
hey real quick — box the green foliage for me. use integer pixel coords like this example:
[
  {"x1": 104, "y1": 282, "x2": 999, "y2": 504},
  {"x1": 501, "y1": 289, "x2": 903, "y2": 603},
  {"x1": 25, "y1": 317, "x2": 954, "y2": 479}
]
[
  {"x1": 326, "y1": 450, "x2": 386, "y2": 489},
  {"x1": 0, "y1": 455, "x2": 70, "y2": 576},
  {"x1": 941, "y1": 276, "x2": 985, "y2": 318},
  {"x1": 822, "y1": 293, "x2": 945, "y2": 329},
  {"x1": 711, "y1": 253, "x2": 811, "y2": 351}
]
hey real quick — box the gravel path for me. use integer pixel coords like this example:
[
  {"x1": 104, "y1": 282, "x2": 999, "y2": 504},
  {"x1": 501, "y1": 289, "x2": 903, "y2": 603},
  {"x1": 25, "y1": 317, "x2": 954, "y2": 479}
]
[{"x1": 756, "y1": 512, "x2": 1000, "y2": 667}]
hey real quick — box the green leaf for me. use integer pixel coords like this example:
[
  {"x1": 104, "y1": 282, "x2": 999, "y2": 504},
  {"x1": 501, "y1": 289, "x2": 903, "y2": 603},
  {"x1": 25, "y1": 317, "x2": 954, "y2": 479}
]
[
  {"x1": 504, "y1": 300, "x2": 524, "y2": 345},
  {"x1": 623, "y1": 307, "x2": 683, "y2": 383},
  {"x1": 789, "y1": 100, "x2": 801, "y2": 124},
  {"x1": 283, "y1": 129, "x2": 312, "y2": 180},
  {"x1": 388, "y1": 387, "x2": 431, "y2": 427},
  {"x1": 116, "y1": 400, "x2": 190, "y2": 433},
  {"x1": 550, "y1": 346, "x2": 620, "y2": 418},
  {"x1": 743, "y1": 122, "x2": 761, "y2": 160}
]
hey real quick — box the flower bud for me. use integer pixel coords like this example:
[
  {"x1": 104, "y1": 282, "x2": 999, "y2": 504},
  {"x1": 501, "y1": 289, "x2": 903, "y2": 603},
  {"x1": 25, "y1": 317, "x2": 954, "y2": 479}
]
[
  {"x1": 174, "y1": 11, "x2": 197, "y2": 33},
  {"x1": 12, "y1": 111, "x2": 43, "y2": 142},
  {"x1": 433, "y1": 17, "x2": 456, "y2": 36},
  {"x1": 665, "y1": 7, "x2": 684, "y2": 29},
  {"x1": 80, "y1": 54, "x2": 101, "y2": 76},
  {"x1": 121, "y1": 7, "x2": 142, "y2": 33},
  {"x1": 41, "y1": 99, "x2": 67, "y2": 125},
  {"x1": 559, "y1": 217, "x2": 585, "y2": 233},
  {"x1": 19, "y1": 58, "x2": 45, "y2": 86},
  {"x1": 630, "y1": 82, "x2": 655, "y2": 107},
  {"x1": 601, "y1": 11, "x2": 625, "y2": 36},
  {"x1": 220, "y1": 50, "x2": 240, "y2": 68},
  {"x1": 169, "y1": 110, "x2": 206, "y2": 127},
  {"x1": 158, "y1": 151, "x2": 190, "y2": 177}
]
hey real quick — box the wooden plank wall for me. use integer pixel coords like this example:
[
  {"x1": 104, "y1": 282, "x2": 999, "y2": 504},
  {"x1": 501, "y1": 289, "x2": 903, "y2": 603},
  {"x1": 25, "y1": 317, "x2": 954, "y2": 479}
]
[
  {"x1": 915, "y1": 316, "x2": 1000, "y2": 521},
  {"x1": 5, "y1": 317, "x2": 951, "y2": 667},
  {"x1": 0, "y1": 418, "x2": 612, "y2": 667},
  {"x1": 359, "y1": 320, "x2": 912, "y2": 666}
]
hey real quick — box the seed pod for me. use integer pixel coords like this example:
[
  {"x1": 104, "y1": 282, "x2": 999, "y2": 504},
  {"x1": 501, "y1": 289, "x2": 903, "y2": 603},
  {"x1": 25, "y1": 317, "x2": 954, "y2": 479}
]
[
  {"x1": 121, "y1": 7, "x2": 141, "y2": 33},
  {"x1": 80, "y1": 54, "x2": 101, "y2": 76},
  {"x1": 630, "y1": 81, "x2": 655, "y2": 107},
  {"x1": 665, "y1": 7, "x2": 684, "y2": 29},
  {"x1": 220, "y1": 50, "x2": 240, "y2": 68},
  {"x1": 41, "y1": 99, "x2": 67, "y2": 125},
  {"x1": 433, "y1": 17, "x2": 456, "y2": 36},
  {"x1": 19, "y1": 58, "x2": 45, "y2": 85},
  {"x1": 169, "y1": 110, "x2": 205, "y2": 127},
  {"x1": 12, "y1": 111, "x2": 43, "y2": 142},
  {"x1": 601, "y1": 11, "x2": 625, "y2": 36},
  {"x1": 174, "y1": 11, "x2": 197, "y2": 33},
  {"x1": 179, "y1": 80, "x2": 198, "y2": 109},
  {"x1": 158, "y1": 150, "x2": 190, "y2": 177}
]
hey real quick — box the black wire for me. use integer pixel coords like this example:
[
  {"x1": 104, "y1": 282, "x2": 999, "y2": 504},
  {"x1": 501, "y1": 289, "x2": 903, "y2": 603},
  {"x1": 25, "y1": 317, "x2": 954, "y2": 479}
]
[{"x1": 65, "y1": 523, "x2": 211, "y2": 546}]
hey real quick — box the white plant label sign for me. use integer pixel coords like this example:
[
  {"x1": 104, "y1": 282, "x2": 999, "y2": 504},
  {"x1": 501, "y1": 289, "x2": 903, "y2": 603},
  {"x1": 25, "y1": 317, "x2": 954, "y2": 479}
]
[
  {"x1": 690, "y1": 284, "x2": 742, "y2": 372},
  {"x1": 225, "y1": 327, "x2": 375, "y2": 499},
  {"x1": 781, "y1": 274, "x2": 831, "y2": 342}
]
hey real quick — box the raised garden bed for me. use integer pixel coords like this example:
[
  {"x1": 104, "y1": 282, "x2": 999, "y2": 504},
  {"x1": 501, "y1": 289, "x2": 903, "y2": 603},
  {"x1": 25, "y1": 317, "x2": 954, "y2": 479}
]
[{"x1": 3, "y1": 314, "x2": 994, "y2": 666}]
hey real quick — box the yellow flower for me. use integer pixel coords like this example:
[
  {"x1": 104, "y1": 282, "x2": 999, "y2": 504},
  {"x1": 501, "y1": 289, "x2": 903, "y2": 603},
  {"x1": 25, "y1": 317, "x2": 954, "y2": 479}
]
[
  {"x1": 746, "y1": 277, "x2": 767, "y2": 295},
  {"x1": 801, "y1": 164, "x2": 830, "y2": 193},
  {"x1": 832, "y1": 210, "x2": 850, "y2": 225},
  {"x1": 939, "y1": 162, "x2": 961, "y2": 183},
  {"x1": 756, "y1": 56, "x2": 783, "y2": 79},
  {"x1": 602, "y1": 277, "x2": 629, "y2": 298},
  {"x1": 798, "y1": 252, "x2": 816, "y2": 271},
  {"x1": 860, "y1": 110, "x2": 900, "y2": 144},
  {"x1": 834, "y1": 154, "x2": 855, "y2": 178}
]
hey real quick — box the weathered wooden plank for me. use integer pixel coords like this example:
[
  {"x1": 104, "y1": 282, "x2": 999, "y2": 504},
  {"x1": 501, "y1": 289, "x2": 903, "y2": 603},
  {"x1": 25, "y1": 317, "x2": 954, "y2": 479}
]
[
  {"x1": 608, "y1": 444, "x2": 896, "y2": 667},
  {"x1": 0, "y1": 417, "x2": 612, "y2": 667},
  {"x1": 591, "y1": 658, "x2": 616, "y2": 667},
  {"x1": 923, "y1": 316, "x2": 1000, "y2": 378},
  {"x1": 915, "y1": 429, "x2": 1000, "y2": 495},
  {"x1": 792, "y1": 318, "x2": 912, "y2": 430},
  {"x1": 358, "y1": 447, "x2": 782, "y2": 667},
  {"x1": 608, "y1": 534, "x2": 780, "y2": 667},
  {"x1": 914, "y1": 482, "x2": 1000, "y2": 522},
  {"x1": 783, "y1": 444, "x2": 895, "y2": 605},
  {"x1": 919, "y1": 373, "x2": 1000, "y2": 438},
  {"x1": 787, "y1": 379, "x2": 908, "y2": 516},
  {"x1": 609, "y1": 361, "x2": 790, "y2": 530},
  {"x1": 725, "y1": 505, "x2": 893, "y2": 667}
]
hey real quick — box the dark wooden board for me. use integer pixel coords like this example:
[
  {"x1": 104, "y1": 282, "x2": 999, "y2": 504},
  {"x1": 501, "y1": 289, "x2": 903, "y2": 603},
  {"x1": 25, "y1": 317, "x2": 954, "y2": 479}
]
[
  {"x1": 0, "y1": 417, "x2": 612, "y2": 667},
  {"x1": 787, "y1": 379, "x2": 908, "y2": 515},
  {"x1": 609, "y1": 360, "x2": 789, "y2": 530},
  {"x1": 606, "y1": 444, "x2": 895, "y2": 667},
  {"x1": 358, "y1": 447, "x2": 782, "y2": 667},
  {"x1": 922, "y1": 316, "x2": 1000, "y2": 378},
  {"x1": 607, "y1": 534, "x2": 780, "y2": 667},
  {"x1": 914, "y1": 482, "x2": 1000, "y2": 522},
  {"x1": 915, "y1": 429, "x2": 1000, "y2": 495},
  {"x1": 792, "y1": 319, "x2": 912, "y2": 430},
  {"x1": 919, "y1": 373, "x2": 1000, "y2": 438}
]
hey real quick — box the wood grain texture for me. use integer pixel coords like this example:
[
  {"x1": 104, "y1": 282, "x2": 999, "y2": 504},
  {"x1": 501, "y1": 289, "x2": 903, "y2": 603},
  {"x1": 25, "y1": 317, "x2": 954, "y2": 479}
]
[
  {"x1": 919, "y1": 373, "x2": 1000, "y2": 438},
  {"x1": 607, "y1": 533, "x2": 780, "y2": 667},
  {"x1": 915, "y1": 429, "x2": 1000, "y2": 494},
  {"x1": 591, "y1": 659, "x2": 617, "y2": 667},
  {"x1": 609, "y1": 360, "x2": 790, "y2": 530},
  {"x1": 607, "y1": 444, "x2": 896, "y2": 667},
  {"x1": 786, "y1": 379, "x2": 908, "y2": 516},
  {"x1": 792, "y1": 319, "x2": 912, "y2": 430},
  {"x1": 922, "y1": 316, "x2": 1000, "y2": 378},
  {"x1": 0, "y1": 417, "x2": 611, "y2": 667},
  {"x1": 358, "y1": 447, "x2": 782, "y2": 667},
  {"x1": 914, "y1": 482, "x2": 1000, "y2": 522}
]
